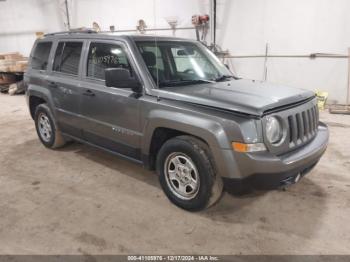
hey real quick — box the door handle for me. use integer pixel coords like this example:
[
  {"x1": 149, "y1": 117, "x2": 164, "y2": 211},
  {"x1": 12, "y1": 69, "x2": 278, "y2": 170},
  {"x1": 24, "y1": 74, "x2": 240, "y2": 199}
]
[
  {"x1": 48, "y1": 81, "x2": 58, "y2": 88},
  {"x1": 83, "y1": 89, "x2": 95, "y2": 97}
]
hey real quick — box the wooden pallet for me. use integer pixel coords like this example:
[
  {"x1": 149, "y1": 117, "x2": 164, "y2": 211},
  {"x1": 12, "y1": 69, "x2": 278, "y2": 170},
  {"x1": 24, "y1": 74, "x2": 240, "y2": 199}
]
[
  {"x1": 0, "y1": 70, "x2": 24, "y2": 94},
  {"x1": 0, "y1": 84, "x2": 10, "y2": 93},
  {"x1": 0, "y1": 52, "x2": 28, "y2": 73},
  {"x1": 329, "y1": 104, "x2": 350, "y2": 115}
]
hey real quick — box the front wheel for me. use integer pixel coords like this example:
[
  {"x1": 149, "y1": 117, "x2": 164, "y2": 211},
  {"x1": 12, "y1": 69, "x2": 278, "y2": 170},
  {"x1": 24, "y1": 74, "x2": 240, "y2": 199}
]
[{"x1": 156, "y1": 136, "x2": 223, "y2": 211}]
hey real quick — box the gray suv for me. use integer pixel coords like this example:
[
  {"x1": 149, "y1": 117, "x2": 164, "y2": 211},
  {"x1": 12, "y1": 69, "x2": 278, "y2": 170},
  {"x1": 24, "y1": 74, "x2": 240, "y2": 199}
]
[{"x1": 24, "y1": 32, "x2": 329, "y2": 211}]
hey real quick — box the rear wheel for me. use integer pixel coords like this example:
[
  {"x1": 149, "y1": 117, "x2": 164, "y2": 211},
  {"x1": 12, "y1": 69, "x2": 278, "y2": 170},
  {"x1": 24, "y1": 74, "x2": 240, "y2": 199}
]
[
  {"x1": 34, "y1": 104, "x2": 66, "y2": 149},
  {"x1": 157, "y1": 135, "x2": 223, "y2": 211}
]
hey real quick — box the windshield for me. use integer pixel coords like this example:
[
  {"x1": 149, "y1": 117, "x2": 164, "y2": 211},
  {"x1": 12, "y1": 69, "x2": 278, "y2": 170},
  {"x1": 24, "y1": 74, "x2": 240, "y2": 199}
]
[{"x1": 136, "y1": 41, "x2": 234, "y2": 87}]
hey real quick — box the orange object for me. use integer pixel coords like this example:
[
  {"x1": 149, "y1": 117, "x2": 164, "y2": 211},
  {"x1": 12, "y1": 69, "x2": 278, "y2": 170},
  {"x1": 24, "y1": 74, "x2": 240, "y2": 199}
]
[
  {"x1": 232, "y1": 142, "x2": 266, "y2": 152},
  {"x1": 232, "y1": 142, "x2": 248, "y2": 152}
]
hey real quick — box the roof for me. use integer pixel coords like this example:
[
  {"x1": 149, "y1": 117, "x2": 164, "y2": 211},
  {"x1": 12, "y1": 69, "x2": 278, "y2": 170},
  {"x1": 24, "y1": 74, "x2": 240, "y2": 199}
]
[{"x1": 41, "y1": 31, "x2": 193, "y2": 42}]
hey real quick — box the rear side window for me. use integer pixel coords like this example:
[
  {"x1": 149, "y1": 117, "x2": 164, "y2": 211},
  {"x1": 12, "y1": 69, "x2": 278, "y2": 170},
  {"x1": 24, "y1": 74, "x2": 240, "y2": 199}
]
[
  {"x1": 31, "y1": 42, "x2": 52, "y2": 70},
  {"x1": 87, "y1": 42, "x2": 131, "y2": 80},
  {"x1": 53, "y1": 42, "x2": 83, "y2": 75}
]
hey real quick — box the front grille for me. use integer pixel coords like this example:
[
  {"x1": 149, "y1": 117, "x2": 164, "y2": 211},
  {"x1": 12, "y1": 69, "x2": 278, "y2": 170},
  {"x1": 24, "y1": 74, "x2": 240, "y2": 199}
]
[{"x1": 287, "y1": 104, "x2": 319, "y2": 148}]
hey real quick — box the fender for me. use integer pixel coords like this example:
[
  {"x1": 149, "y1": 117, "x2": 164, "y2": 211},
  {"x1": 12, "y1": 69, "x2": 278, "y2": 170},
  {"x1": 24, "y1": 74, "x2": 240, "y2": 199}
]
[
  {"x1": 142, "y1": 109, "x2": 231, "y2": 154},
  {"x1": 140, "y1": 109, "x2": 239, "y2": 177},
  {"x1": 27, "y1": 84, "x2": 57, "y2": 118}
]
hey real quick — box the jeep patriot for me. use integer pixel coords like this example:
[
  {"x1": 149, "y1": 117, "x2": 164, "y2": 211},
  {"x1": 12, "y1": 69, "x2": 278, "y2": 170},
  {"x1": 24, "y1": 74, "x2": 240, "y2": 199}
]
[{"x1": 24, "y1": 32, "x2": 329, "y2": 211}]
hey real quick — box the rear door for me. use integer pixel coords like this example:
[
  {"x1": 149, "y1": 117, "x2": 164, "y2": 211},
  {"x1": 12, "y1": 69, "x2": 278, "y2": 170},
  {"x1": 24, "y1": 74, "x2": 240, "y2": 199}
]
[
  {"x1": 79, "y1": 40, "x2": 142, "y2": 161},
  {"x1": 49, "y1": 40, "x2": 85, "y2": 138}
]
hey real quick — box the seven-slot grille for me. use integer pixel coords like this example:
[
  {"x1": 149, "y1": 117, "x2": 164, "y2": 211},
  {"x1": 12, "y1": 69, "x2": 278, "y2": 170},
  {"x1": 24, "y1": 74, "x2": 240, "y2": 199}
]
[{"x1": 287, "y1": 104, "x2": 319, "y2": 148}]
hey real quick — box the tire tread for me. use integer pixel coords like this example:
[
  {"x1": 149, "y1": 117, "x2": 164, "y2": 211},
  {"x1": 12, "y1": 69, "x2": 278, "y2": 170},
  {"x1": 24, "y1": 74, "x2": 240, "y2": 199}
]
[{"x1": 157, "y1": 135, "x2": 223, "y2": 211}]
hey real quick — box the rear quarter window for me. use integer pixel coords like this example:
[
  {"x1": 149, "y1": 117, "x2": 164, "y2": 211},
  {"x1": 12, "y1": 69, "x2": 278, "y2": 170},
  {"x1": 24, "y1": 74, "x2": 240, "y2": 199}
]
[{"x1": 31, "y1": 42, "x2": 52, "y2": 70}]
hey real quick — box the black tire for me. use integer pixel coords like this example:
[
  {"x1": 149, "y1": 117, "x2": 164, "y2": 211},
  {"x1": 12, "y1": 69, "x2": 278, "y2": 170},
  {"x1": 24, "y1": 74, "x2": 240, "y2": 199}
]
[
  {"x1": 34, "y1": 103, "x2": 66, "y2": 149},
  {"x1": 156, "y1": 135, "x2": 223, "y2": 211}
]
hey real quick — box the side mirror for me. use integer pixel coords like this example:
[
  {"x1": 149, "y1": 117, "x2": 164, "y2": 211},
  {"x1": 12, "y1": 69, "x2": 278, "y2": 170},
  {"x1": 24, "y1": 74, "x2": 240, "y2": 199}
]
[
  {"x1": 177, "y1": 48, "x2": 195, "y2": 56},
  {"x1": 105, "y1": 68, "x2": 142, "y2": 93}
]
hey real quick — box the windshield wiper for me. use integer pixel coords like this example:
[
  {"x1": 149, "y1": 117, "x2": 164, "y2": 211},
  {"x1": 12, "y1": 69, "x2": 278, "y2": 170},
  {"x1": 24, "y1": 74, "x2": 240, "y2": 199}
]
[
  {"x1": 214, "y1": 75, "x2": 234, "y2": 82},
  {"x1": 159, "y1": 79, "x2": 214, "y2": 87},
  {"x1": 186, "y1": 79, "x2": 215, "y2": 84}
]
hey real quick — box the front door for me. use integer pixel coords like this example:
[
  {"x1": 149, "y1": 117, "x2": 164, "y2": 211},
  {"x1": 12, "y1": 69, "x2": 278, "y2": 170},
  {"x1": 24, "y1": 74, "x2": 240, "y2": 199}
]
[{"x1": 79, "y1": 41, "x2": 142, "y2": 160}]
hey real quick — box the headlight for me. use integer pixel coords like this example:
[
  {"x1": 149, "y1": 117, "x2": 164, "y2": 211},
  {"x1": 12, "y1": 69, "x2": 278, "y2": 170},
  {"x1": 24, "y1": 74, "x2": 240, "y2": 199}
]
[{"x1": 265, "y1": 116, "x2": 283, "y2": 144}]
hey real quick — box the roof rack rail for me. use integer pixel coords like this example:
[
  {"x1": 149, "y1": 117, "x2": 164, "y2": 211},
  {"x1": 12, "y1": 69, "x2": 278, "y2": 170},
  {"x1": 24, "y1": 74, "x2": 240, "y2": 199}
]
[{"x1": 44, "y1": 29, "x2": 98, "y2": 36}]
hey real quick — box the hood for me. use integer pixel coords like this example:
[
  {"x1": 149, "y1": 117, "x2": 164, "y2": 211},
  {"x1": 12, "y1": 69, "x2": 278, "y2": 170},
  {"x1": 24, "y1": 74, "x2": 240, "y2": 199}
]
[{"x1": 157, "y1": 79, "x2": 315, "y2": 116}]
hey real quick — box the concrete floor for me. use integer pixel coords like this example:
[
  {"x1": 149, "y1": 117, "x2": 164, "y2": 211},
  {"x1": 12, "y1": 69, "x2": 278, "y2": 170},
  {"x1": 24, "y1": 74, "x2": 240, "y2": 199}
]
[{"x1": 0, "y1": 93, "x2": 349, "y2": 255}]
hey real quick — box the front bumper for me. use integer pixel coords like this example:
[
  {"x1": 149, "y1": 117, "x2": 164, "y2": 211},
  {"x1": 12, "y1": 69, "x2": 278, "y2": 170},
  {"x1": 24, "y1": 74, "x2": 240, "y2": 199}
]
[{"x1": 221, "y1": 122, "x2": 329, "y2": 189}]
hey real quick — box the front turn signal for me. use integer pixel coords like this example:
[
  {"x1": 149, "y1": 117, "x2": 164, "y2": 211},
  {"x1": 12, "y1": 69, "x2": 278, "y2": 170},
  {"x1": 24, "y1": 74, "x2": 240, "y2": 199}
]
[{"x1": 232, "y1": 142, "x2": 266, "y2": 153}]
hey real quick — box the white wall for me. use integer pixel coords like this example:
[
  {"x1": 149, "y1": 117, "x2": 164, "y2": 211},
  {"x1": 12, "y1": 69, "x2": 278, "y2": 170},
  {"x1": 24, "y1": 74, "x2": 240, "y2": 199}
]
[
  {"x1": 0, "y1": 0, "x2": 208, "y2": 54},
  {"x1": 216, "y1": 0, "x2": 350, "y2": 104},
  {"x1": 0, "y1": 0, "x2": 64, "y2": 56},
  {"x1": 0, "y1": 0, "x2": 348, "y2": 103},
  {"x1": 69, "y1": 0, "x2": 209, "y2": 39}
]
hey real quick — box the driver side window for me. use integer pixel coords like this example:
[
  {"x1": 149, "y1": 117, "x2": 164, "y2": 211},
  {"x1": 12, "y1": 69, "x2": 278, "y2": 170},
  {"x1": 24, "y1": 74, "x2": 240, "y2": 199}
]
[{"x1": 87, "y1": 42, "x2": 130, "y2": 80}]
